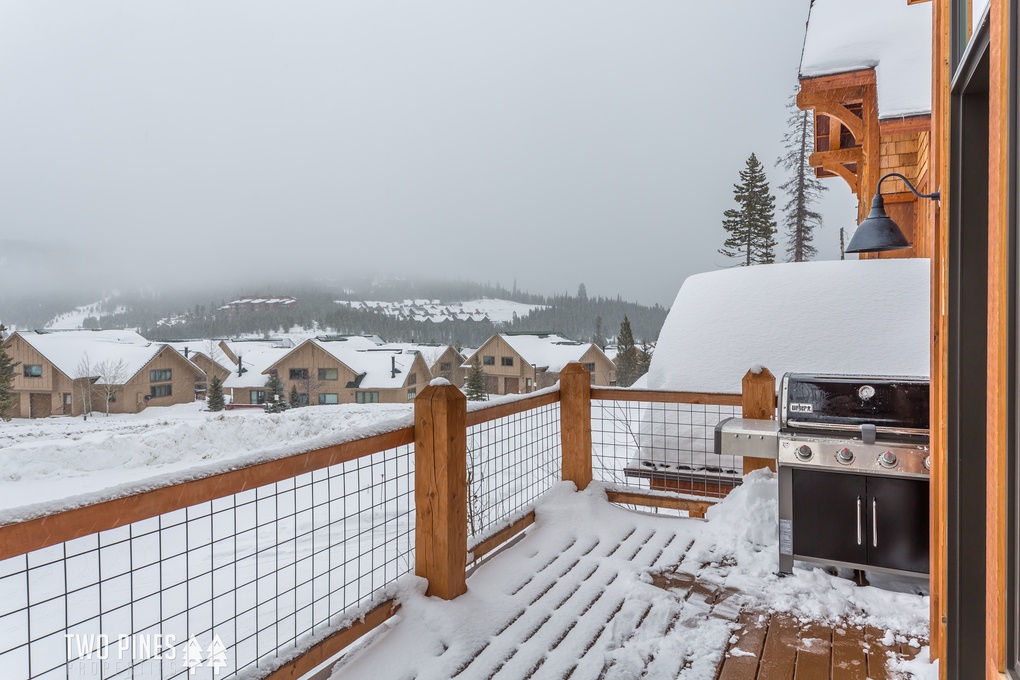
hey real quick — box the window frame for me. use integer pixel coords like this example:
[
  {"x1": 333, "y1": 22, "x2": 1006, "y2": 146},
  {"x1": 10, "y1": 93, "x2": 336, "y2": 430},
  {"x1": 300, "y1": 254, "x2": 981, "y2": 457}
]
[
  {"x1": 23, "y1": 364, "x2": 42, "y2": 378},
  {"x1": 318, "y1": 393, "x2": 339, "y2": 405},
  {"x1": 289, "y1": 368, "x2": 309, "y2": 381},
  {"x1": 318, "y1": 368, "x2": 338, "y2": 381},
  {"x1": 150, "y1": 384, "x2": 173, "y2": 399},
  {"x1": 150, "y1": 369, "x2": 172, "y2": 383},
  {"x1": 482, "y1": 356, "x2": 495, "y2": 366},
  {"x1": 500, "y1": 357, "x2": 514, "y2": 367}
]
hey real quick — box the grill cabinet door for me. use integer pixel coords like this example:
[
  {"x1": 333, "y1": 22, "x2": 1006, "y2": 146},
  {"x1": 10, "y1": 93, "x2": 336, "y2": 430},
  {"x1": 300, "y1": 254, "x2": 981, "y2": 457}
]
[
  {"x1": 866, "y1": 476, "x2": 929, "y2": 574},
  {"x1": 791, "y1": 469, "x2": 868, "y2": 566}
]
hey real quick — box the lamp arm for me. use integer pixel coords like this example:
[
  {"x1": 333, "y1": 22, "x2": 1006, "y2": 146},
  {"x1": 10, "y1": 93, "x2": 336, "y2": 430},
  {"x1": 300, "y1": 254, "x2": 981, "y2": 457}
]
[{"x1": 876, "y1": 172, "x2": 940, "y2": 202}]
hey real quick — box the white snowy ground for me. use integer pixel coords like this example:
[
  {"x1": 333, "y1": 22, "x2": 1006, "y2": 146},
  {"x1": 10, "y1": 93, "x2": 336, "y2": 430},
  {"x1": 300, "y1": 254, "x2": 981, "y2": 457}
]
[
  {"x1": 0, "y1": 401, "x2": 414, "y2": 523},
  {"x1": 332, "y1": 472, "x2": 935, "y2": 680}
]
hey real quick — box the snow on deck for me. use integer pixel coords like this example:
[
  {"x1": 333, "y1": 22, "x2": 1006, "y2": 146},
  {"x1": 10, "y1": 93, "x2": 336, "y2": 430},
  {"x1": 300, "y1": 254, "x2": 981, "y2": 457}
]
[
  {"x1": 333, "y1": 474, "x2": 932, "y2": 679},
  {"x1": 800, "y1": 0, "x2": 933, "y2": 119}
]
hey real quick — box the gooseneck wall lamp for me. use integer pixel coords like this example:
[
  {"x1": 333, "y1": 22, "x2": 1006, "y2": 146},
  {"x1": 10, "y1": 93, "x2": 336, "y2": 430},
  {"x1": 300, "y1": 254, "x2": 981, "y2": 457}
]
[{"x1": 845, "y1": 172, "x2": 941, "y2": 254}]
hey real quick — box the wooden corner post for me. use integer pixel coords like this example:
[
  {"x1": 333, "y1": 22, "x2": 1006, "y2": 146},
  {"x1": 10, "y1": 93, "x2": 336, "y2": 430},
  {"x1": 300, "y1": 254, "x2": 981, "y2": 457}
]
[
  {"x1": 560, "y1": 362, "x2": 593, "y2": 490},
  {"x1": 414, "y1": 383, "x2": 467, "y2": 599},
  {"x1": 742, "y1": 367, "x2": 777, "y2": 475}
]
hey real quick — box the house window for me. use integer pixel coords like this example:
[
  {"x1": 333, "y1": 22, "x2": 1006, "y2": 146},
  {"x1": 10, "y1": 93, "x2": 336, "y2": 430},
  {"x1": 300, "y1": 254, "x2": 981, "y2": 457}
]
[
  {"x1": 289, "y1": 368, "x2": 309, "y2": 381},
  {"x1": 483, "y1": 356, "x2": 495, "y2": 366},
  {"x1": 23, "y1": 364, "x2": 42, "y2": 378},
  {"x1": 150, "y1": 369, "x2": 172, "y2": 382},
  {"x1": 501, "y1": 357, "x2": 514, "y2": 367},
  {"x1": 584, "y1": 362, "x2": 596, "y2": 373},
  {"x1": 150, "y1": 384, "x2": 172, "y2": 399},
  {"x1": 318, "y1": 368, "x2": 338, "y2": 381},
  {"x1": 298, "y1": 393, "x2": 309, "y2": 405},
  {"x1": 319, "y1": 393, "x2": 339, "y2": 405},
  {"x1": 250, "y1": 390, "x2": 266, "y2": 404},
  {"x1": 355, "y1": 391, "x2": 379, "y2": 404},
  {"x1": 63, "y1": 394, "x2": 72, "y2": 406},
  {"x1": 408, "y1": 372, "x2": 417, "y2": 385},
  {"x1": 440, "y1": 362, "x2": 452, "y2": 372},
  {"x1": 407, "y1": 388, "x2": 416, "y2": 401}
]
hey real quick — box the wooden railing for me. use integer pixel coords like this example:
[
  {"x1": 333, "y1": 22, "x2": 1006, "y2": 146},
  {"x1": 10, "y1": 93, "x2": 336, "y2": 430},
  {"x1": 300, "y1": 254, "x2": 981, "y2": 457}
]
[{"x1": 0, "y1": 365, "x2": 776, "y2": 680}]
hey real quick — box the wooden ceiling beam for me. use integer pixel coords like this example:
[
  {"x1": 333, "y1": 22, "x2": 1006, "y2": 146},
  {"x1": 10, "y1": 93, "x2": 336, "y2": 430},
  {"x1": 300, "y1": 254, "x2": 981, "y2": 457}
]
[
  {"x1": 798, "y1": 70, "x2": 876, "y2": 94},
  {"x1": 798, "y1": 92, "x2": 866, "y2": 143}
]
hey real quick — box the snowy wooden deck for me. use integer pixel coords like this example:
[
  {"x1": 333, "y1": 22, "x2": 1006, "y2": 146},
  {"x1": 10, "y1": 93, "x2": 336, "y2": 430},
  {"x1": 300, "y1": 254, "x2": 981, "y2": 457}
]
[{"x1": 331, "y1": 481, "x2": 930, "y2": 680}]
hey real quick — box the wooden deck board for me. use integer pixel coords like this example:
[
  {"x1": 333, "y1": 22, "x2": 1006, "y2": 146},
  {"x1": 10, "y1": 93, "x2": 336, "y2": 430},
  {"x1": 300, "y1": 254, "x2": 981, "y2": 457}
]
[
  {"x1": 718, "y1": 610, "x2": 769, "y2": 680},
  {"x1": 864, "y1": 625, "x2": 898, "y2": 680},
  {"x1": 757, "y1": 613, "x2": 800, "y2": 680},
  {"x1": 831, "y1": 626, "x2": 868, "y2": 680},
  {"x1": 793, "y1": 621, "x2": 832, "y2": 680}
]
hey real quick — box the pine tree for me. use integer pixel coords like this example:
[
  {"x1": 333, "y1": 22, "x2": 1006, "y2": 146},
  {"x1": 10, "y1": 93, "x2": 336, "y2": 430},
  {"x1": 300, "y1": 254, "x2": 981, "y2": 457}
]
[
  {"x1": 636, "y1": 339, "x2": 653, "y2": 379},
  {"x1": 207, "y1": 375, "x2": 225, "y2": 412},
  {"x1": 264, "y1": 372, "x2": 287, "y2": 412},
  {"x1": 0, "y1": 326, "x2": 18, "y2": 421},
  {"x1": 719, "y1": 153, "x2": 778, "y2": 266},
  {"x1": 577, "y1": 283, "x2": 588, "y2": 302},
  {"x1": 465, "y1": 357, "x2": 488, "y2": 401},
  {"x1": 777, "y1": 88, "x2": 826, "y2": 261},
  {"x1": 616, "y1": 316, "x2": 639, "y2": 388},
  {"x1": 593, "y1": 315, "x2": 604, "y2": 349},
  {"x1": 289, "y1": 384, "x2": 302, "y2": 408}
]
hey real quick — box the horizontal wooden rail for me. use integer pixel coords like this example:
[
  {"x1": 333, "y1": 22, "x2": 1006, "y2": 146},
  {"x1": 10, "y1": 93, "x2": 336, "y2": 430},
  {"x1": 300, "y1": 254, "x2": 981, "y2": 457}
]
[
  {"x1": 468, "y1": 511, "x2": 536, "y2": 563},
  {"x1": 0, "y1": 426, "x2": 415, "y2": 561},
  {"x1": 264, "y1": 599, "x2": 399, "y2": 680},
  {"x1": 591, "y1": 388, "x2": 744, "y2": 406},
  {"x1": 606, "y1": 490, "x2": 716, "y2": 519},
  {"x1": 466, "y1": 390, "x2": 561, "y2": 427}
]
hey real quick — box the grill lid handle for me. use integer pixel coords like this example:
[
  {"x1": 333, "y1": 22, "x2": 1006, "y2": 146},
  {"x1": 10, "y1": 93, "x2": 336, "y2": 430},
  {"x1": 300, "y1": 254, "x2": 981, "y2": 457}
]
[{"x1": 861, "y1": 423, "x2": 877, "y2": 445}]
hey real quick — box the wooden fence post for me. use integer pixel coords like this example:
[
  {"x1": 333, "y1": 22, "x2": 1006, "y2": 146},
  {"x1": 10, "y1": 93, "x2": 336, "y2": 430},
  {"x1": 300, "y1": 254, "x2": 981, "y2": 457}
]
[
  {"x1": 414, "y1": 383, "x2": 467, "y2": 599},
  {"x1": 560, "y1": 363, "x2": 593, "y2": 490},
  {"x1": 742, "y1": 367, "x2": 777, "y2": 474}
]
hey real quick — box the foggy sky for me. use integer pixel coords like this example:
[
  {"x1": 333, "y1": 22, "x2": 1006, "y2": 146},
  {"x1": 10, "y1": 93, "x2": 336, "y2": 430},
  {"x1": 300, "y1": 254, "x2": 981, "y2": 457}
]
[{"x1": 0, "y1": 1, "x2": 858, "y2": 307}]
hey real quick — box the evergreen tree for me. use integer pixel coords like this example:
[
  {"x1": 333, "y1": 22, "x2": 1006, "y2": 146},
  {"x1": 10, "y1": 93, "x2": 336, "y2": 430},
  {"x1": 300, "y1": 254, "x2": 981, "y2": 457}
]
[
  {"x1": 264, "y1": 372, "x2": 287, "y2": 412},
  {"x1": 593, "y1": 315, "x2": 604, "y2": 349},
  {"x1": 0, "y1": 326, "x2": 18, "y2": 421},
  {"x1": 636, "y1": 339, "x2": 653, "y2": 379},
  {"x1": 777, "y1": 88, "x2": 826, "y2": 262},
  {"x1": 465, "y1": 357, "x2": 488, "y2": 401},
  {"x1": 616, "y1": 316, "x2": 639, "y2": 388},
  {"x1": 207, "y1": 375, "x2": 225, "y2": 412},
  {"x1": 719, "y1": 153, "x2": 778, "y2": 266},
  {"x1": 289, "y1": 384, "x2": 302, "y2": 408}
]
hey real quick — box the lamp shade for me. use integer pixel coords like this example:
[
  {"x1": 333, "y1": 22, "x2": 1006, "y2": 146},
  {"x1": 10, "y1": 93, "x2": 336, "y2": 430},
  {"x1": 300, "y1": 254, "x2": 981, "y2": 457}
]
[{"x1": 846, "y1": 194, "x2": 910, "y2": 253}]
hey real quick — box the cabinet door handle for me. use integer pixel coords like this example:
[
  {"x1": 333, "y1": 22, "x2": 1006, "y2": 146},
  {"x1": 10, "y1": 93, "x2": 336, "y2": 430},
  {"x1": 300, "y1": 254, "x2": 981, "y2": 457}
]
[
  {"x1": 872, "y1": 498, "x2": 878, "y2": 548},
  {"x1": 856, "y1": 496, "x2": 862, "y2": 545}
]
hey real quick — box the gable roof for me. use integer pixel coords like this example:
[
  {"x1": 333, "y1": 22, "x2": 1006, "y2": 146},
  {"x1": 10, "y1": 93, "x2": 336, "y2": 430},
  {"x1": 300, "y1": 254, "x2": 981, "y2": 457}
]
[
  {"x1": 11, "y1": 329, "x2": 183, "y2": 384},
  {"x1": 311, "y1": 341, "x2": 422, "y2": 389},
  {"x1": 468, "y1": 333, "x2": 603, "y2": 373},
  {"x1": 800, "y1": 0, "x2": 932, "y2": 119},
  {"x1": 222, "y1": 345, "x2": 292, "y2": 389}
]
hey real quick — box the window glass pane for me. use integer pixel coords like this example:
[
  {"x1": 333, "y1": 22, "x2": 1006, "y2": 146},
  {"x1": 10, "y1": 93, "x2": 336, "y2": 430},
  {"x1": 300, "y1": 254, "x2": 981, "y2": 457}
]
[
  {"x1": 318, "y1": 368, "x2": 338, "y2": 381},
  {"x1": 319, "y1": 393, "x2": 339, "y2": 405}
]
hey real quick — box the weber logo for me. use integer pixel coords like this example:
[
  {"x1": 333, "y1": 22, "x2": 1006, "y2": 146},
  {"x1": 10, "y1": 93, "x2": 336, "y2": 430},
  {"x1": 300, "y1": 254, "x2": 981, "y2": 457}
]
[{"x1": 790, "y1": 402, "x2": 813, "y2": 413}]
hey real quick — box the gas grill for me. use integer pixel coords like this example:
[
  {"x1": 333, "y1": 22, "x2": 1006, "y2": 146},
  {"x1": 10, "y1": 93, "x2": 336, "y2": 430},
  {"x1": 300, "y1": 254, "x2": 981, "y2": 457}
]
[{"x1": 716, "y1": 373, "x2": 930, "y2": 577}]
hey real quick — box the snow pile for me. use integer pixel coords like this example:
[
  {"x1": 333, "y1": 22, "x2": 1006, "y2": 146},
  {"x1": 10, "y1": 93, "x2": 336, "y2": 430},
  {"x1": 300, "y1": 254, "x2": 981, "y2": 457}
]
[
  {"x1": 0, "y1": 401, "x2": 413, "y2": 522},
  {"x1": 801, "y1": 0, "x2": 932, "y2": 119},
  {"x1": 648, "y1": 259, "x2": 930, "y2": 394}
]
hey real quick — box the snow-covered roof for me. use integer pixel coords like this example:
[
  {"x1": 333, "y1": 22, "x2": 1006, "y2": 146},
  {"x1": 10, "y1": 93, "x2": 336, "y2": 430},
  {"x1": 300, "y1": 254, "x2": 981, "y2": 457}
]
[
  {"x1": 467, "y1": 333, "x2": 600, "y2": 373},
  {"x1": 311, "y1": 340, "x2": 421, "y2": 389},
  {"x1": 647, "y1": 259, "x2": 930, "y2": 394},
  {"x1": 222, "y1": 346, "x2": 292, "y2": 389},
  {"x1": 13, "y1": 329, "x2": 179, "y2": 384},
  {"x1": 800, "y1": 0, "x2": 932, "y2": 119},
  {"x1": 376, "y1": 343, "x2": 458, "y2": 367}
]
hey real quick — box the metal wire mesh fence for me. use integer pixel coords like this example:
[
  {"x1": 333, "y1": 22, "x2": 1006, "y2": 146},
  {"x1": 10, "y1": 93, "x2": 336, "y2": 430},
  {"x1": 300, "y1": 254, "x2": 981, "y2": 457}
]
[
  {"x1": 0, "y1": 441, "x2": 414, "y2": 680},
  {"x1": 465, "y1": 400, "x2": 562, "y2": 543},
  {"x1": 592, "y1": 397, "x2": 743, "y2": 499}
]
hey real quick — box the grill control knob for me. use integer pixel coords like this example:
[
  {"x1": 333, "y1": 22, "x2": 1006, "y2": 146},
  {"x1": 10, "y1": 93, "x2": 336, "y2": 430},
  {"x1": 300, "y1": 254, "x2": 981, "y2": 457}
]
[
  {"x1": 923, "y1": 455, "x2": 931, "y2": 471},
  {"x1": 836, "y1": 447, "x2": 855, "y2": 464},
  {"x1": 879, "y1": 450, "x2": 898, "y2": 469},
  {"x1": 795, "y1": 445, "x2": 813, "y2": 461}
]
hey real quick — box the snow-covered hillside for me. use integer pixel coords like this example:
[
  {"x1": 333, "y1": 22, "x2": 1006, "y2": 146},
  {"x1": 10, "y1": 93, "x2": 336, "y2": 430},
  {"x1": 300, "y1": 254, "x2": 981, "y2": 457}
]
[
  {"x1": 337, "y1": 298, "x2": 545, "y2": 323},
  {"x1": 45, "y1": 299, "x2": 128, "y2": 329}
]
